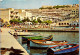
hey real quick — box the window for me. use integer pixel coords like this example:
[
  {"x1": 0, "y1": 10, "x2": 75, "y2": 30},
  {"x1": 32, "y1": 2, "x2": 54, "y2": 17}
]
[
  {"x1": 16, "y1": 12, "x2": 18, "y2": 14},
  {"x1": 10, "y1": 16, "x2": 13, "y2": 18},
  {"x1": 11, "y1": 11, "x2": 14, "y2": 14},
  {"x1": 67, "y1": 23, "x2": 69, "y2": 25},
  {"x1": 77, "y1": 24, "x2": 79, "y2": 26},
  {"x1": 74, "y1": 24, "x2": 75, "y2": 25},
  {"x1": 72, "y1": 11, "x2": 74, "y2": 12},
  {"x1": 15, "y1": 16, "x2": 18, "y2": 18},
  {"x1": 59, "y1": 23, "x2": 61, "y2": 25},
  {"x1": 64, "y1": 23, "x2": 66, "y2": 25},
  {"x1": 62, "y1": 23, "x2": 63, "y2": 25}
]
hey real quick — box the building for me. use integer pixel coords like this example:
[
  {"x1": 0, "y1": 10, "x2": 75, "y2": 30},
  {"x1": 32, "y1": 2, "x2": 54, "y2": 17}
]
[
  {"x1": 0, "y1": 8, "x2": 32, "y2": 23},
  {"x1": 11, "y1": 9, "x2": 32, "y2": 20},
  {"x1": 56, "y1": 18, "x2": 79, "y2": 27},
  {"x1": 0, "y1": 8, "x2": 11, "y2": 23}
]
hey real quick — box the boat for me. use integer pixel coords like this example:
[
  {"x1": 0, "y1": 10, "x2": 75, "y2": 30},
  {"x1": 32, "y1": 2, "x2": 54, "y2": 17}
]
[
  {"x1": 22, "y1": 35, "x2": 53, "y2": 41},
  {"x1": 30, "y1": 40, "x2": 67, "y2": 49},
  {"x1": 31, "y1": 40, "x2": 68, "y2": 45},
  {"x1": 47, "y1": 44, "x2": 79, "y2": 54},
  {"x1": 9, "y1": 31, "x2": 34, "y2": 36}
]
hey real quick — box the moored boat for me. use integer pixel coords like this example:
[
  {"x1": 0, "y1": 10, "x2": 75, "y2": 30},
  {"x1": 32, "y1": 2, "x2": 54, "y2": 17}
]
[
  {"x1": 31, "y1": 40, "x2": 68, "y2": 45},
  {"x1": 22, "y1": 35, "x2": 53, "y2": 41},
  {"x1": 9, "y1": 31, "x2": 34, "y2": 36},
  {"x1": 30, "y1": 40, "x2": 67, "y2": 49},
  {"x1": 47, "y1": 44, "x2": 79, "y2": 54}
]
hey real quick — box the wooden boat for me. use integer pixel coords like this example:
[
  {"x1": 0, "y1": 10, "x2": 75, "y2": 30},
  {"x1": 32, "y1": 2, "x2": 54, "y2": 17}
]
[
  {"x1": 30, "y1": 40, "x2": 67, "y2": 49},
  {"x1": 9, "y1": 31, "x2": 34, "y2": 36},
  {"x1": 22, "y1": 35, "x2": 53, "y2": 41},
  {"x1": 47, "y1": 44, "x2": 79, "y2": 54},
  {"x1": 31, "y1": 40, "x2": 68, "y2": 45}
]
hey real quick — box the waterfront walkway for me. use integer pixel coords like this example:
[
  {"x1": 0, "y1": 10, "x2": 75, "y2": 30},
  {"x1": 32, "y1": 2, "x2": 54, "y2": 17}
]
[
  {"x1": 0, "y1": 28, "x2": 29, "y2": 55},
  {"x1": 27, "y1": 28, "x2": 79, "y2": 32},
  {"x1": 11, "y1": 27, "x2": 79, "y2": 32}
]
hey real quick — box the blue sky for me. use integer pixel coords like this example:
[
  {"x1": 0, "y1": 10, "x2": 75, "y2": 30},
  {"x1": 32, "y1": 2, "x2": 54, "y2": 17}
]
[{"x1": 0, "y1": 0, "x2": 79, "y2": 9}]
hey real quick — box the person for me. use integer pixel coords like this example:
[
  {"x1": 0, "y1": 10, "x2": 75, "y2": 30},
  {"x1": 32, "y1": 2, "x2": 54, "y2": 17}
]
[
  {"x1": 15, "y1": 29, "x2": 16, "y2": 32},
  {"x1": 26, "y1": 29, "x2": 28, "y2": 32},
  {"x1": 0, "y1": 29, "x2": 2, "y2": 32}
]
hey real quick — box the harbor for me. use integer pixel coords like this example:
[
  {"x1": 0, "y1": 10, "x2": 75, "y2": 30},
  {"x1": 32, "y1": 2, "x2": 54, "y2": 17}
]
[
  {"x1": 0, "y1": 0, "x2": 79, "y2": 55},
  {"x1": 18, "y1": 30, "x2": 79, "y2": 55},
  {"x1": 0, "y1": 27, "x2": 79, "y2": 55}
]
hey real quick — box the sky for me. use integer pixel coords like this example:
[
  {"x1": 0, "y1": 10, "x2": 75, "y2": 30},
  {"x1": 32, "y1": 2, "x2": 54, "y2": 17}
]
[{"x1": 0, "y1": 0, "x2": 79, "y2": 9}]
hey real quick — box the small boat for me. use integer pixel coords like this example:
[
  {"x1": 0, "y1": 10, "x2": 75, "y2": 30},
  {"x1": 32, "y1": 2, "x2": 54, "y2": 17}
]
[
  {"x1": 31, "y1": 40, "x2": 68, "y2": 45},
  {"x1": 47, "y1": 44, "x2": 79, "y2": 54},
  {"x1": 30, "y1": 40, "x2": 67, "y2": 49},
  {"x1": 22, "y1": 35, "x2": 53, "y2": 41},
  {"x1": 9, "y1": 31, "x2": 34, "y2": 36}
]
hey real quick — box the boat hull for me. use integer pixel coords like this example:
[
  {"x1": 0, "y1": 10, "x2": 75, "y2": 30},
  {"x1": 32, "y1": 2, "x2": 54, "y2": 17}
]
[
  {"x1": 54, "y1": 45, "x2": 79, "y2": 54},
  {"x1": 22, "y1": 35, "x2": 53, "y2": 41},
  {"x1": 31, "y1": 40, "x2": 67, "y2": 45},
  {"x1": 30, "y1": 41, "x2": 57, "y2": 49},
  {"x1": 49, "y1": 44, "x2": 79, "y2": 54}
]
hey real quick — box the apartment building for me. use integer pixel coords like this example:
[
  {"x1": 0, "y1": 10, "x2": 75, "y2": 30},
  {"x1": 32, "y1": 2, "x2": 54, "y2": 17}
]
[{"x1": 0, "y1": 8, "x2": 32, "y2": 23}]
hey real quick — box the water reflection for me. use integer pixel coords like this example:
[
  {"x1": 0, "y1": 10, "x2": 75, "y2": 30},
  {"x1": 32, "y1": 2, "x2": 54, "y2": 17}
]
[{"x1": 17, "y1": 32, "x2": 79, "y2": 55}]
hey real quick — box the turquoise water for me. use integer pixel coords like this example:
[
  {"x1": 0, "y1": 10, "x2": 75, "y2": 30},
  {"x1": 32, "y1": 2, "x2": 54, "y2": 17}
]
[{"x1": 17, "y1": 32, "x2": 79, "y2": 55}]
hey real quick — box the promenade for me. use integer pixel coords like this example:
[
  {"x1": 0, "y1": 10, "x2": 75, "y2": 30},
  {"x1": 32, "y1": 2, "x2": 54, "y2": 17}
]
[
  {"x1": 0, "y1": 28, "x2": 29, "y2": 55},
  {"x1": 27, "y1": 28, "x2": 79, "y2": 32},
  {"x1": 11, "y1": 25, "x2": 79, "y2": 32}
]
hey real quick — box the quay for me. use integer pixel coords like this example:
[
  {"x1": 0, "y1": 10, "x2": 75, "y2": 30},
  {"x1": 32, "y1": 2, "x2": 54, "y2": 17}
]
[
  {"x1": 11, "y1": 27, "x2": 79, "y2": 32},
  {"x1": 0, "y1": 28, "x2": 29, "y2": 55},
  {"x1": 27, "y1": 28, "x2": 79, "y2": 32}
]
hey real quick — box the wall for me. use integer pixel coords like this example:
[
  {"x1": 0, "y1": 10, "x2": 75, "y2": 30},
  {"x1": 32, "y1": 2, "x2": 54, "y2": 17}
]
[{"x1": 0, "y1": 9, "x2": 10, "y2": 23}]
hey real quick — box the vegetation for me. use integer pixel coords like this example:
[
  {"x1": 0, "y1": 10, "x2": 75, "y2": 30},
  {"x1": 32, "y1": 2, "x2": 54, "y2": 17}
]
[
  {"x1": 53, "y1": 5, "x2": 70, "y2": 9},
  {"x1": 7, "y1": 24, "x2": 11, "y2": 27},
  {"x1": 22, "y1": 18, "x2": 27, "y2": 22},
  {"x1": 32, "y1": 19, "x2": 38, "y2": 23},
  {"x1": 9, "y1": 17, "x2": 52, "y2": 25},
  {"x1": 22, "y1": 17, "x2": 30, "y2": 22},
  {"x1": 37, "y1": 19, "x2": 43, "y2": 23},
  {"x1": 39, "y1": 7, "x2": 53, "y2": 9},
  {"x1": 26, "y1": 17, "x2": 30, "y2": 22},
  {"x1": 10, "y1": 19, "x2": 22, "y2": 24},
  {"x1": 47, "y1": 7, "x2": 53, "y2": 9},
  {"x1": 39, "y1": 5, "x2": 70, "y2": 9},
  {"x1": 44, "y1": 20, "x2": 52, "y2": 24}
]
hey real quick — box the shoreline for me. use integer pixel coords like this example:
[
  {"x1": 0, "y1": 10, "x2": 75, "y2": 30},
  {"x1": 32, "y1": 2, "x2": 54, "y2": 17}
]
[
  {"x1": 28, "y1": 30, "x2": 79, "y2": 32},
  {"x1": 27, "y1": 28, "x2": 79, "y2": 32},
  {"x1": 10, "y1": 27, "x2": 79, "y2": 32}
]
